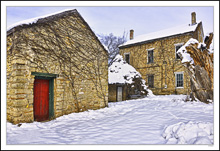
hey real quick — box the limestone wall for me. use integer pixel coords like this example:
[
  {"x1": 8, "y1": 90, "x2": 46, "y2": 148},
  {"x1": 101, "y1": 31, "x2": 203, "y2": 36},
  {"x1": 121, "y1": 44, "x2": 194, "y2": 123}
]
[
  {"x1": 7, "y1": 12, "x2": 108, "y2": 124},
  {"x1": 193, "y1": 22, "x2": 204, "y2": 43}
]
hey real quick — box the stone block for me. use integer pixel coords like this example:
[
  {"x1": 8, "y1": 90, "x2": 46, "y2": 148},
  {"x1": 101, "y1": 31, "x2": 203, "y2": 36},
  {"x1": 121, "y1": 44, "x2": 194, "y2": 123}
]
[
  {"x1": 8, "y1": 99, "x2": 28, "y2": 107},
  {"x1": 11, "y1": 83, "x2": 27, "y2": 89},
  {"x1": 13, "y1": 63, "x2": 27, "y2": 70},
  {"x1": 11, "y1": 59, "x2": 27, "y2": 64},
  {"x1": 10, "y1": 94, "x2": 27, "y2": 100}
]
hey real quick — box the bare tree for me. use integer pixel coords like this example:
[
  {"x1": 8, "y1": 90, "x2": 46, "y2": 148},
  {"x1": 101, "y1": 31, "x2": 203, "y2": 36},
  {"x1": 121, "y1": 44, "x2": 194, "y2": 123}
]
[{"x1": 98, "y1": 32, "x2": 127, "y2": 66}]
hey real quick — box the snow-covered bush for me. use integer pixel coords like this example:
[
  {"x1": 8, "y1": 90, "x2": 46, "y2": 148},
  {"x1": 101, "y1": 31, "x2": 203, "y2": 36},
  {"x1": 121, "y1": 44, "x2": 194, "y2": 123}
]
[{"x1": 162, "y1": 121, "x2": 213, "y2": 144}]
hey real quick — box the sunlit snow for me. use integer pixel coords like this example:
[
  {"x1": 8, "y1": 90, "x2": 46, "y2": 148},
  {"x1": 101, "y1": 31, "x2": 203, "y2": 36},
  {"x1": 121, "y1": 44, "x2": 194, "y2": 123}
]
[{"x1": 7, "y1": 95, "x2": 213, "y2": 144}]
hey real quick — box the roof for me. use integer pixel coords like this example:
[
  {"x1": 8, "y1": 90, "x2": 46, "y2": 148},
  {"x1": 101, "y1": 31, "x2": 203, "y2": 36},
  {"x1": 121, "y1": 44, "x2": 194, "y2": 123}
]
[
  {"x1": 7, "y1": 9, "x2": 73, "y2": 32},
  {"x1": 7, "y1": 9, "x2": 108, "y2": 53},
  {"x1": 7, "y1": 9, "x2": 78, "y2": 34},
  {"x1": 119, "y1": 21, "x2": 202, "y2": 48}
]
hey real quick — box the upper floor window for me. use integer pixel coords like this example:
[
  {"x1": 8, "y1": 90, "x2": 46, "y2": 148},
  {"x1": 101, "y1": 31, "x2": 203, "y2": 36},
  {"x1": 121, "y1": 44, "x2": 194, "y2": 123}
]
[
  {"x1": 175, "y1": 43, "x2": 183, "y2": 59},
  {"x1": 124, "y1": 53, "x2": 130, "y2": 64},
  {"x1": 148, "y1": 49, "x2": 154, "y2": 63},
  {"x1": 175, "y1": 72, "x2": 184, "y2": 88}
]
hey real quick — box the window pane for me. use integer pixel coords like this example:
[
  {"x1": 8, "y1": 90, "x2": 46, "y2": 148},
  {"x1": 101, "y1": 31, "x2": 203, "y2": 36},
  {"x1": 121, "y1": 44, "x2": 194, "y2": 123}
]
[
  {"x1": 176, "y1": 73, "x2": 183, "y2": 87},
  {"x1": 148, "y1": 50, "x2": 153, "y2": 63},
  {"x1": 125, "y1": 54, "x2": 130, "y2": 64},
  {"x1": 148, "y1": 75, "x2": 154, "y2": 88}
]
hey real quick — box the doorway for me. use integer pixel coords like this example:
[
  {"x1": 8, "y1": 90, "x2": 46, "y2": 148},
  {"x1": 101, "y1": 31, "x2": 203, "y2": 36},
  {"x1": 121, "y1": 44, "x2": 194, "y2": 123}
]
[
  {"x1": 32, "y1": 72, "x2": 58, "y2": 122},
  {"x1": 34, "y1": 79, "x2": 49, "y2": 121},
  {"x1": 117, "y1": 86, "x2": 123, "y2": 102}
]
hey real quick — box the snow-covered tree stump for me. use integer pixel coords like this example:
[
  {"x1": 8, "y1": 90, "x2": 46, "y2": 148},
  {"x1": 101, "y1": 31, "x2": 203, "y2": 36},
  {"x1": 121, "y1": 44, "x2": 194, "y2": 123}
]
[{"x1": 177, "y1": 33, "x2": 214, "y2": 103}]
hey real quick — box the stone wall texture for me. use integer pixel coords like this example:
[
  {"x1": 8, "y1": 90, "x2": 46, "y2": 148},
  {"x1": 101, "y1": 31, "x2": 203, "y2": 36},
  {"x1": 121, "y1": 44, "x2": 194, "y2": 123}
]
[
  {"x1": 119, "y1": 23, "x2": 204, "y2": 95},
  {"x1": 7, "y1": 10, "x2": 108, "y2": 124}
]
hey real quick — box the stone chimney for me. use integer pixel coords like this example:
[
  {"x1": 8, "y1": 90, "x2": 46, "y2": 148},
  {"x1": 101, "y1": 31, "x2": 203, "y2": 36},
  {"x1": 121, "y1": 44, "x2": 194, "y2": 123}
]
[
  {"x1": 130, "y1": 29, "x2": 134, "y2": 40},
  {"x1": 191, "y1": 12, "x2": 196, "y2": 25}
]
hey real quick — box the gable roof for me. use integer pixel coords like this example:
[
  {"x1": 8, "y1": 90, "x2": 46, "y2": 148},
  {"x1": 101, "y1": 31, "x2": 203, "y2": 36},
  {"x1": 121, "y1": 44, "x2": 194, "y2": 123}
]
[
  {"x1": 7, "y1": 9, "x2": 107, "y2": 52},
  {"x1": 119, "y1": 21, "x2": 202, "y2": 48}
]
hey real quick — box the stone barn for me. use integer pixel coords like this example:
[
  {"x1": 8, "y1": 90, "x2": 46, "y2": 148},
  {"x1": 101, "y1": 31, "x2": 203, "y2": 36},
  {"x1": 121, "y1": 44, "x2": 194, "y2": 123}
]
[
  {"x1": 108, "y1": 54, "x2": 149, "y2": 102},
  {"x1": 7, "y1": 9, "x2": 108, "y2": 124},
  {"x1": 119, "y1": 12, "x2": 204, "y2": 95}
]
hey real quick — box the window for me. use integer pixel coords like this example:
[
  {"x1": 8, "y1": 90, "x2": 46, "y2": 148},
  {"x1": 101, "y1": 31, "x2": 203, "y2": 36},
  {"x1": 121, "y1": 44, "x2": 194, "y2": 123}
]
[
  {"x1": 176, "y1": 73, "x2": 183, "y2": 88},
  {"x1": 124, "y1": 53, "x2": 130, "y2": 64},
  {"x1": 175, "y1": 44, "x2": 183, "y2": 59},
  {"x1": 148, "y1": 50, "x2": 154, "y2": 63},
  {"x1": 148, "y1": 75, "x2": 154, "y2": 88}
]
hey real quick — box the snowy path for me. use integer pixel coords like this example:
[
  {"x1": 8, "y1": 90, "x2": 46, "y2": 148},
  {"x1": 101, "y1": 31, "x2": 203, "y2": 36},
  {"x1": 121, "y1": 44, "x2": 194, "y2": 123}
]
[{"x1": 7, "y1": 95, "x2": 213, "y2": 144}]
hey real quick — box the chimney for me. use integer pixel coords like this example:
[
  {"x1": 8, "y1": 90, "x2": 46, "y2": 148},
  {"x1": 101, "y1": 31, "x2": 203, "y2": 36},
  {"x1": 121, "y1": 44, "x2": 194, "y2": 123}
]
[
  {"x1": 191, "y1": 12, "x2": 196, "y2": 25},
  {"x1": 130, "y1": 29, "x2": 134, "y2": 40}
]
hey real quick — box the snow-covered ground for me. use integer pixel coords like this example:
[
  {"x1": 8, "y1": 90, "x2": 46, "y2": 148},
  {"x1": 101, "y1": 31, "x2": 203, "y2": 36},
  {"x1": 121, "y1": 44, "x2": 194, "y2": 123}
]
[{"x1": 7, "y1": 95, "x2": 213, "y2": 145}]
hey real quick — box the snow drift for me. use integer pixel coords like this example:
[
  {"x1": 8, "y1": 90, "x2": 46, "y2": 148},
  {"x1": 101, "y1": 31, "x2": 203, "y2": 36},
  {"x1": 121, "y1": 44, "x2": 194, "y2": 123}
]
[{"x1": 162, "y1": 121, "x2": 213, "y2": 144}]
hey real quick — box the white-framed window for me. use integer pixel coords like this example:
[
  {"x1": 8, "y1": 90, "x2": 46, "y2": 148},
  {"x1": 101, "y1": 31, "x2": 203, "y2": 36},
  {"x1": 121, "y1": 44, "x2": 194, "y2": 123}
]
[
  {"x1": 175, "y1": 72, "x2": 184, "y2": 88},
  {"x1": 124, "y1": 53, "x2": 130, "y2": 64},
  {"x1": 147, "y1": 48, "x2": 154, "y2": 63},
  {"x1": 175, "y1": 43, "x2": 184, "y2": 59}
]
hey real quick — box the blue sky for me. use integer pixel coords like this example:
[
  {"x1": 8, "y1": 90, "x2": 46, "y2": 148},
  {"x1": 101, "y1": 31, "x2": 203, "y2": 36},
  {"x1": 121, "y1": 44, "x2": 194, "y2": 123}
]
[{"x1": 7, "y1": 6, "x2": 214, "y2": 38}]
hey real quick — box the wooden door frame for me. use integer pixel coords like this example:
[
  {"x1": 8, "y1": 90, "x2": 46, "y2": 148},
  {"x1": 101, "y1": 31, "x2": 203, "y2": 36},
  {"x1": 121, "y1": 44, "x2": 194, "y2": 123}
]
[
  {"x1": 32, "y1": 72, "x2": 58, "y2": 120},
  {"x1": 116, "y1": 85, "x2": 123, "y2": 102}
]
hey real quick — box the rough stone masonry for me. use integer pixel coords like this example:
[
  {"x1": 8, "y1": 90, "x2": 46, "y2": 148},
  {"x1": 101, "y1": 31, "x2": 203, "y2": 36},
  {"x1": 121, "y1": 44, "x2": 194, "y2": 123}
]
[{"x1": 7, "y1": 9, "x2": 108, "y2": 124}]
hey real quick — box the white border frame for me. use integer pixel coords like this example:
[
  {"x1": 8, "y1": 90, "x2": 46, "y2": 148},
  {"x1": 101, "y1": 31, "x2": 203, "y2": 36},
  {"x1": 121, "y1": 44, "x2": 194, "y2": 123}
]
[{"x1": 2, "y1": 1, "x2": 219, "y2": 150}]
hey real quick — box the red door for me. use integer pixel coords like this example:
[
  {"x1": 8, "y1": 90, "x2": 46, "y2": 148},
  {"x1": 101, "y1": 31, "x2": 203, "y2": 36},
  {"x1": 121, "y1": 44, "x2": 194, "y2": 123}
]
[{"x1": 34, "y1": 79, "x2": 49, "y2": 121}]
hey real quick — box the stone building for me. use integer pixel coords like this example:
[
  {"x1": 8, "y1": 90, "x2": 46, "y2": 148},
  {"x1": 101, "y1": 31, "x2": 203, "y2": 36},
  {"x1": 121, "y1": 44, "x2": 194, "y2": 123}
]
[
  {"x1": 7, "y1": 9, "x2": 108, "y2": 124},
  {"x1": 119, "y1": 12, "x2": 204, "y2": 95}
]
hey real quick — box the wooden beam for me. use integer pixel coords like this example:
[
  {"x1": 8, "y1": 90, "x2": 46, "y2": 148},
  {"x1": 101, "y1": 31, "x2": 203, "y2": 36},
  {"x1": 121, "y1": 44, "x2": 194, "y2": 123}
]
[{"x1": 31, "y1": 72, "x2": 59, "y2": 78}]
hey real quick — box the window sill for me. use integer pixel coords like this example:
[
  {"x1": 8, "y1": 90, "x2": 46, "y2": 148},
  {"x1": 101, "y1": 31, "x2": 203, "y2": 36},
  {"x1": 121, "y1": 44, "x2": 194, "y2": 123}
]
[{"x1": 176, "y1": 87, "x2": 184, "y2": 89}]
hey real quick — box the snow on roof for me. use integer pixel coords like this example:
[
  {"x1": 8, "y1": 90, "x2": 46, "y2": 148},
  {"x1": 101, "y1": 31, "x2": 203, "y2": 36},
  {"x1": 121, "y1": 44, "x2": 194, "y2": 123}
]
[
  {"x1": 108, "y1": 54, "x2": 141, "y2": 84},
  {"x1": 7, "y1": 9, "x2": 74, "y2": 31},
  {"x1": 120, "y1": 21, "x2": 201, "y2": 47}
]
